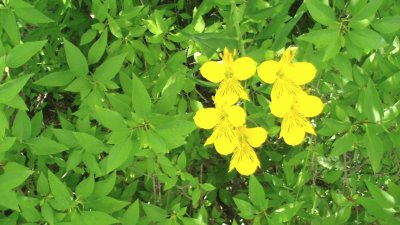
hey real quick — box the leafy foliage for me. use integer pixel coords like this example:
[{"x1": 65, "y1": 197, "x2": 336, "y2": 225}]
[{"x1": 0, "y1": 0, "x2": 399, "y2": 224}]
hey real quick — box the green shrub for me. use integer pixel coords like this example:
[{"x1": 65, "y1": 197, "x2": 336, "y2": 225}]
[{"x1": 0, "y1": 0, "x2": 399, "y2": 224}]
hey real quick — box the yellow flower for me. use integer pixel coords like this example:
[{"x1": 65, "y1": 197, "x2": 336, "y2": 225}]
[
  {"x1": 270, "y1": 93, "x2": 324, "y2": 146},
  {"x1": 200, "y1": 48, "x2": 257, "y2": 103},
  {"x1": 257, "y1": 47, "x2": 317, "y2": 102},
  {"x1": 229, "y1": 126, "x2": 268, "y2": 175},
  {"x1": 193, "y1": 96, "x2": 247, "y2": 155}
]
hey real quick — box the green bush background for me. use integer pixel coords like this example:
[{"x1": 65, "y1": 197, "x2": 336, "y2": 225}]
[{"x1": 0, "y1": 0, "x2": 399, "y2": 224}]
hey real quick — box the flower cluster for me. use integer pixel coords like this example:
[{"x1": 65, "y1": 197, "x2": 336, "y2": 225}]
[
  {"x1": 194, "y1": 48, "x2": 268, "y2": 175},
  {"x1": 258, "y1": 47, "x2": 323, "y2": 146},
  {"x1": 194, "y1": 47, "x2": 323, "y2": 175}
]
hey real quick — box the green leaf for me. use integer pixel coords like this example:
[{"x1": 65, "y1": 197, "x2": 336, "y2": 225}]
[
  {"x1": 362, "y1": 79, "x2": 384, "y2": 122},
  {"x1": 94, "y1": 106, "x2": 127, "y2": 131},
  {"x1": 76, "y1": 174, "x2": 95, "y2": 199},
  {"x1": 93, "y1": 172, "x2": 116, "y2": 197},
  {"x1": 0, "y1": 190, "x2": 19, "y2": 211},
  {"x1": 131, "y1": 75, "x2": 152, "y2": 116},
  {"x1": 79, "y1": 211, "x2": 119, "y2": 225},
  {"x1": 0, "y1": 162, "x2": 33, "y2": 191},
  {"x1": 365, "y1": 180, "x2": 396, "y2": 208},
  {"x1": 107, "y1": 14, "x2": 122, "y2": 38},
  {"x1": 14, "y1": 7, "x2": 53, "y2": 24},
  {"x1": 93, "y1": 53, "x2": 126, "y2": 83},
  {"x1": 41, "y1": 202, "x2": 54, "y2": 224},
  {"x1": 358, "y1": 197, "x2": 394, "y2": 219},
  {"x1": 372, "y1": 16, "x2": 400, "y2": 34},
  {"x1": 37, "y1": 172, "x2": 49, "y2": 196},
  {"x1": 298, "y1": 28, "x2": 340, "y2": 45},
  {"x1": 0, "y1": 9, "x2": 21, "y2": 46},
  {"x1": 64, "y1": 38, "x2": 88, "y2": 76},
  {"x1": 6, "y1": 40, "x2": 47, "y2": 68},
  {"x1": 31, "y1": 111, "x2": 43, "y2": 137},
  {"x1": 88, "y1": 29, "x2": 108, "y2": 64},
  {"x1": 233, "y1": 197, "x2": 257, "y2": 219},
  {"x1": 364, "y1": 125, "x2": 384, "y2": 173},
  {"x1": 0, "y1": 137, "x2": 16, "y2": 153},
  {"x1": 349, "y1": 0, "x2": 383, "y2": 29},
  {"x1": 348, "y1": 29, "x2": 387, "y2": 51},
  {"x1": 27, "y1": 137, "x2": 68, "y2": 155},
  {"x1": 34, "y1": 71, "x2": 75, "y2": 87},
  {"x1": 304, "y1": 0, "x2": 337, "y2": 26},
  {"x1": 330, "y1": 132, "x2": 356, "y2": 157},
  {"x1": 249, "y1": 176, "x2": 266, "y2": 209},
  {"x1": 142, "y1": 203, "x2": 167, "y2": 222},
  {"x1": 86, "y1": 196, "x2": 130, "y2": 214},
  {"x1": 122, "y1": 200, "x2": 140, "y2": 225},
  {"x1": 47, "y1": 170, "x2": 75, "y2": 210},
  {"x1": 12, "y1": 110, "x2": 31, "y2": 140},
  {"x1": 0, "y1": 75, "x2": 31, "y2": 103},
  {"x1": 106, "y1": 139, "x2": 132, "y2": 173},
  {"x1": 73, "y1": 132, "x2": 106, "y2": 154}
]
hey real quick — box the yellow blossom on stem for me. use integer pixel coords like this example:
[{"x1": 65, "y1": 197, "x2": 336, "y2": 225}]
[
  {"x1": 200, "y1": 47, "x2": 257, "y2": 104},
  {"x1": 193, "y1": 95, "x2": 247, "y2": 155},
  {"x1": 270, "y1": 93, "x2": 324, "y2": 146},
  {"x1": 229, "y1": 126, "x2": 268, "y2": 175},
  {"x1": 257, "y1": 47, "x2": 317, "y2": 102}
]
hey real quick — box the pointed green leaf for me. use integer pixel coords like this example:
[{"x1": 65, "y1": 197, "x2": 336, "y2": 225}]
[
  {"x1": 6, "y1": 41, "x2": 46, "y2": 68},
  {"x1": 348, "y1": 29, "x2": 387, "y2": 51},
  {"x1": 94, "y1": 106, "x2": 127, "y2": 131},
  {"x1": 0, "y1": 10, "x2": 21, "y2": 46},
  {"x1": 88, "y1": 29, "x2": 108, "y2": 64},
  {"x1": 0, "y1": 190, "x2": 19, "y2": 211},
  {"x1": 76, "y1": 174, "x2": 95, "y2": 199},
  {"x1": 364, "y1": 125, "x2": 384, "y2": 173},
  {"x1": 131, "y1": 75, "x2": 151, "y2": 116},
  {"x1": 0, "y1": 162, "x2": 33, "y2": 191},
  {"x1": 12, "y1": 110, "x2": 31, "y2": 140},
  {"x1": 122, "y1": 200, "x2": 140, "y2": 225},
  {"x1": 34, "y1": 71, "x2": 75, "y2": 87},
  {"x1": 304, "y1": 0, "x2": 337, "y2": 26},
  {"x1": 0, "y1": 137, "x2": 16, "y2": 153},
  {"x1": 362, "y1": 79, "x2": 384, "y2": 122},
  {"x1": 79, "y1": 211, "x2": 119, "y2": 225},
  {"x1": 106, "y1": 139, "x2": 132, "y2": 173},
  {"x1": 330, "y1": 132, "x2": 356, "y2": 157},
  {"x1": 93, "y1": 53, "x2": 126, "y2": 83},
  {"x1": 48, "y1": 170, "x2": 75, "y2": 210},
  {"x1": 0, "y1": 74, "x2": 31, "y2": 103},
  {"x1": 64, "y1": 38, "x2": 88, "y2": 76},
  {"x1": 27, "y1": 137, "x2": 68, "y2": 155},
  {"x1": 365, "y1": 180, "x2": 396, "y2": 208},
  {"x1": 249, "y1": 176, "x2": 266, "y2": 209}
]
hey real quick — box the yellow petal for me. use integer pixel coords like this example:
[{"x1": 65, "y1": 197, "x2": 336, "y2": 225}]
[
  {"x1": 257, "y1": 60, "x2": 279, "y2": 84},
  {"x1": 269, "y1": 93, "x2": 294, "y2": 118},
  {"x1": 225, "y1": 105, "x2": 246, "y2": 127},
  {"x1": 215, "y1": 88, "x2": 239, "y2": 107},
  {"x1": 281, "y1": 125, "x2": 305, "y2": 146},
  {"x1": 214, "y1": 135, "x2": 238, "y2": 155},
  {"x1": 211, "y1": 122, "x2": 238, "y2": 155},
  {"x1": 200, "y1": 61, "x2": 225, "y2": 83},
  {"x1": 280, "y1": 46, "x2": 298, "y2": 64},
  {"x1": 244, "y1": 127, "x2": 268, "y2": 147},
  {"x1": 296, "y1": 94, "x2": 324, "y2": 117},
  {"x1": 280, "y1": 111, "x2": 315, "y2": 146},
  {"x1": 229, "y1": 144, "x2": 260, "y2": 175},
  {"x1": 215, "y1": 78, "x2": 248, "y2": 104},
  {"x1": 270, "y1": 79, "x2": 303, "y2": 102},
  {"x1": 193, "y1": 108, "x2": 220, "y2": 129},
  {"x1": 286, "y1": 62, "x2": 317, "y2": 85},
  {"x1": 232, "y1": 57, "x2": 257, "y2": 80}
]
